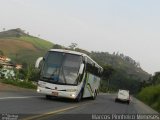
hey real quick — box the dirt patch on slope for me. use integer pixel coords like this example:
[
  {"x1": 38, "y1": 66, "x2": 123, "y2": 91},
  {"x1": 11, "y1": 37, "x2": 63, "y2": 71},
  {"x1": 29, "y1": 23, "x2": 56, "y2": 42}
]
[{"x1": 0, "y1": 39, "x2": 38, "y2": 54}]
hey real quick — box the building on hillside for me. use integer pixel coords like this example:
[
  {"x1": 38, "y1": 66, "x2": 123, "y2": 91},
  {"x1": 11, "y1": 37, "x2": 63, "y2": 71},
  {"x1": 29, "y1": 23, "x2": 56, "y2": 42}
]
[
  {"x1": 1, "y1": 63, "x2": 15, "y2": 69},
  {"x1": 15, "y1": 64, "x2": 22, "y2": 70},
  {"x1": 0, "y1": 68, "x2": 15, "y2": 79},
  {"x1": 0, "y1": 55, "x2": 22, "y2": 79},
  {"x1": 0, "y1": 56, "x2": 11, "y2": 62}
]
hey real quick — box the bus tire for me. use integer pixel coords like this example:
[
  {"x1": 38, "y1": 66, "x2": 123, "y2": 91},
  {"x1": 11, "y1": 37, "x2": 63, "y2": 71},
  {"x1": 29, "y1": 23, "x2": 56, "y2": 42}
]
[
  {"x1": 46, "y1": 95, "x2": 52, "y2": 99},
  {"x1": 92, "y1": 91, "x2": 97, "y2": 100},
  {"x1": 75, "y1": 91, "x2": 82, "y2": 102}
]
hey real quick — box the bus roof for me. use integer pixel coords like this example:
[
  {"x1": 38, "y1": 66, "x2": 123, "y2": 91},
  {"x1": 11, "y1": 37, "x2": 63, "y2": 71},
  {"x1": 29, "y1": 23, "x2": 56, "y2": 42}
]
[{"x1": 49, "y1": 49, "x2": 103, "y2": 70}]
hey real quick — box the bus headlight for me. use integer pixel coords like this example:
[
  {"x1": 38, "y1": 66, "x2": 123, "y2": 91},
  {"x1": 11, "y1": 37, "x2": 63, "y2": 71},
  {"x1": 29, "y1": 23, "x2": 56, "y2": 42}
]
[
  {"x1": 71, "y1": 94, "x2": 76, "y2": 98},
  {"x1": 37, "y1": 88, "x2": 40, "y2": 92},
  {"x1": 66, "y1": 89, "x2": 77, "y2": 92}
]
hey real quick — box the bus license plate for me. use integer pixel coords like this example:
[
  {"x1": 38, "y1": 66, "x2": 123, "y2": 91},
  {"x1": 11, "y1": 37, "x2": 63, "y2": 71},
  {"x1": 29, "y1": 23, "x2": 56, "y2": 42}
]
[{"x1": 52, "y1": 92, "x2": 58, "y2": 96}]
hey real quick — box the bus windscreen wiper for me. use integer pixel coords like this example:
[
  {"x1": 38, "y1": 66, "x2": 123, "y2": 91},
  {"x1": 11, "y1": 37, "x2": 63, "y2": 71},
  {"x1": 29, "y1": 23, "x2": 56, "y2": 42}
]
[{"x1": 42, "y1": 74, "x2": 59, "y2": 82}]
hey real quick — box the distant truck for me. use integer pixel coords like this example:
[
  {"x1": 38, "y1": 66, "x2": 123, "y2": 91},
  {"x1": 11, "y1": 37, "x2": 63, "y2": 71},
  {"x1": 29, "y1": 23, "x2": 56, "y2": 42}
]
[{"x1": 35, "y1": 49, "x2": 103, "y2": 102}]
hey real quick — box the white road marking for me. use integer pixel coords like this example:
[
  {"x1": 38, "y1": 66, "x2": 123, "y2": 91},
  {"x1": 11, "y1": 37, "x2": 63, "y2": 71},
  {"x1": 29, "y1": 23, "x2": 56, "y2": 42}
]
[{"x1": 0, "y1": 96, "x2": 42, "y2": 100}]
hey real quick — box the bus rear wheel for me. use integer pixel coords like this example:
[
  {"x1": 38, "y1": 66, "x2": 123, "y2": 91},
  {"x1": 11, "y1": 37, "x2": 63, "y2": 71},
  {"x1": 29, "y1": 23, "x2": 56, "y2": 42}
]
[{"x1": 92, "y1": 91, "x2": 97, "y2": 100}]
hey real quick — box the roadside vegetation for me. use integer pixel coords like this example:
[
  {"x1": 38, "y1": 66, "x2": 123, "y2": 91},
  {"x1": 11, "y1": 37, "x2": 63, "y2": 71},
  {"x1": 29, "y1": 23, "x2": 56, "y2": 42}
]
[
  {"x1": 0, "y1": 66, "x2": 38, "y2": 89},
  {"x1": 137, "y1": 72, "x2": 160, "y2": 112},
  {"x1": 0, "y1": 54, "x2": 38, "y2": 89},
  {"x1": 137, "y1": 84, "x2": 160, "y2": 112},
  {"x1": 0, "y1": 78, "x2": 37, "y2": 89}
]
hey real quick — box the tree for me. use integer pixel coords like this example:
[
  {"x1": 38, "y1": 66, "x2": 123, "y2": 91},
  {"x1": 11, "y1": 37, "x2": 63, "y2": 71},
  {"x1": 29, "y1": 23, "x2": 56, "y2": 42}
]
[
  {"x1": 102, "y1": 65, "x2": 115, "y2": 79},
  {"x1": 152, "y1": 72, "x2": 160, "y2": 84},
  {"x1": 16, "y1": 33, "x2": 21, "y2": 38},
  {"x1": 68, "y1": 43, "x2": 77, "y2": 50},
  {"x1": 100, "y1": 64, "x2": 115, "y2": 92},
  {"x1": 24, "y1": 64, "x2": 34, "y2": 82},
  {"x1": 15, "y1": 53, "x2": 19, "y2": 62},
  {"x1": 27, "y1": 32, "x2": 29, "y2": 35},
  {"x1": 52, "y1": 44, "x2": 63, "y2": 49},
  {"x1": 0, "y1": 50, "x2": 4, "y2": 56},
  {"x1": 0, "y1": 64, "x2": 3, "y2": 69},
  {"x1": 75, "y1": 48, "x2": 90, "y2": 55}
]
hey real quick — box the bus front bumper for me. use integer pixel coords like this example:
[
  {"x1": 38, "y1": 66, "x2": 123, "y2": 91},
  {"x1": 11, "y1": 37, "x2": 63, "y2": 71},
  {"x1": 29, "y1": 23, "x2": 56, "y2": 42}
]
[{"x1": 37, "y1": 87, "x2": 77, "y2": 99}]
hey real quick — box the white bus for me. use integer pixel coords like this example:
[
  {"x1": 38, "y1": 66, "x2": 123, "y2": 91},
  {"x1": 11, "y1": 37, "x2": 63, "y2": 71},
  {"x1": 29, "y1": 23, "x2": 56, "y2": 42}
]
[{"x1": 35, "y1": 49, "x2": 103, "y2": 102}]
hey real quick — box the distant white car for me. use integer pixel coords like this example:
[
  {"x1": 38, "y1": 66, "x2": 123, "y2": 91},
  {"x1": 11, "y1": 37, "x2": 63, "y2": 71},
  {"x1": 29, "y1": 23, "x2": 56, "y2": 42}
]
[{"x1": 115, "y1": 89, "x2": 130, "y2": 104}]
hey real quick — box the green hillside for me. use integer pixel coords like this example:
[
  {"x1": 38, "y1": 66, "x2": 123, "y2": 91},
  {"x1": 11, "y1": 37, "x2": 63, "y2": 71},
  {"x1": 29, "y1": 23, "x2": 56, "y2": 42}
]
[
  {"x1": 0, "y1": 28, "x2": 53, "y2": 64},
  {"x1": 91, "y1": 52, "x2": 150, "y2": 93},
  {"x1": 91, "y1": 52, "x2": 149, "y2": 80},
  {"x1": 0, "y1": 28, "x2": 150, "y2": 94}
]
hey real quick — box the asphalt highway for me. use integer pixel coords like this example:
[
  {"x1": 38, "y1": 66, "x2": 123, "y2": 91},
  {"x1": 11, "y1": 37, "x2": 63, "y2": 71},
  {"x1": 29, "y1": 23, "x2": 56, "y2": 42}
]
[{"x1": 0, "y1": 90, "x2": 159, "y2": 120}]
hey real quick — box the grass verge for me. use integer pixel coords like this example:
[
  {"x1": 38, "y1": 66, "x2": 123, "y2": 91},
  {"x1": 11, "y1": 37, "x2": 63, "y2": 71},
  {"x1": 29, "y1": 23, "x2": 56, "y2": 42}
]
[
  {"x1": 0, "y1": 79, "x2": 37, "y2": 89},
  {"x1": 137, "y1": 84, "x2": 160, "y2": 112}
]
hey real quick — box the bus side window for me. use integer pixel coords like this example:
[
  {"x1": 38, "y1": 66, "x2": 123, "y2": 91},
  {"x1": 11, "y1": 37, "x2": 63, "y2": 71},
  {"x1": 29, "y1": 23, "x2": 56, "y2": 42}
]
[
  {"x1": 77, "y1": 64, "x2": 85, "y2": 84},
  {"x1": 86, "y1": 63, "x2": 94, "y2": 74},
  {"x1": 86, "y1": 63, "x2": 102, "y2": 77}
]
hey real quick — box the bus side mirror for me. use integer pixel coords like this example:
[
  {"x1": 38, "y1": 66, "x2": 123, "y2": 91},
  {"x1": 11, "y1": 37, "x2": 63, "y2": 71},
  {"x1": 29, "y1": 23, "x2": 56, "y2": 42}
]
[
  {"x1": 79, "y1": 63, "x2": 84, "y2": 74},
  {"x1": 35, "y1": 57, "x2": 43, "y2": 69}
]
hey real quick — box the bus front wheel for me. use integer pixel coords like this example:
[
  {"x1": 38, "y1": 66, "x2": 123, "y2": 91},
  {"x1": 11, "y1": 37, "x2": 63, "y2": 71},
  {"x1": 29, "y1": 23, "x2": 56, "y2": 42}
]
[
  {"x1": 46, "y1": 95, "x2": 52, "y2": 99},
  {"x1": 75, "y1": 91, "x2": 82, "y2": 102}
]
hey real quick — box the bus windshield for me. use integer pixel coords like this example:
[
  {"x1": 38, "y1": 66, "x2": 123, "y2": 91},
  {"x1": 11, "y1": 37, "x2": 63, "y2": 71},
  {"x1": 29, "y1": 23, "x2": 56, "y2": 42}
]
[{"x1": 40, "y1": 51, "x2": 82, "y2": 85}]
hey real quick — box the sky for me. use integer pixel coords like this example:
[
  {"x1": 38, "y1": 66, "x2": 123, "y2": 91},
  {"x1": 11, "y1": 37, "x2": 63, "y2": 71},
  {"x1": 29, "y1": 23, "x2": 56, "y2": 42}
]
[{"x1": 0, "y1": 0, "x2": 160, "y2": 74}]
